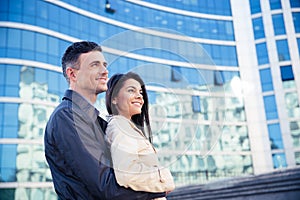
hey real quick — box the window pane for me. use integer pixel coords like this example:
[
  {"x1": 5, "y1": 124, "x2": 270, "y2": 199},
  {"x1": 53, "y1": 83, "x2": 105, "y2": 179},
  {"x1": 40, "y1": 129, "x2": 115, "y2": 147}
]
[
  {"x1": 21, "y1": 30, "x2": 35, "y2": 51},
  {"x1": 272, "y1": 14, "x2": 286, "y2": 35},
  {"x1": 8, "y1": 29, "x2": 21, "y2": 48},
  {"x1": 298, "y1": 38, "x2": 300, "y2": 55},
  {"x1": 272, "y1": 153, "x2": 287, "y2": 169},
  {"x1": 280, "y1": 65, "x2": 294, "y2": 81},
  {"x1": 250, "y1": 0, "x2": 261, "y2": 14},
  {"x1": 290, "y1": 0, "x2": 300, "y2": 8},
  {"x1": 192, "y1": 96, "x2": 201, "y2": 113},
  {"x1": 268, "y1": 123, "x2": 284, "y2": 149},
  {"x1": 253, "y1": 17, "x2": 265, "y2": 39},
  {"x1": 263, "y1": 95, "x2": 278, "y2": 120},
  {"x1": 260, "y1": 68, "x2": 273, "y2": 92},
  {"x1": 269, "y1": 0, "x2": 282, "y2": 10},
  {"x1": 292, "y1": 12, "x2": 300, "y2": 33},
  {"x1": 256, "y1": 43, "x2": 269, "y2": 65},
  {"x1": 276, "y1": 39, "x2": 290, "y2": 61}
]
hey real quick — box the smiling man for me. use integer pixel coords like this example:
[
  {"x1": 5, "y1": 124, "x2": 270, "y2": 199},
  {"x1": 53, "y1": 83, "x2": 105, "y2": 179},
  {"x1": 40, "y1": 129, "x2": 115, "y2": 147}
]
[{"x1": 44, "y1": 41, "x2": 166, "y2": 200}]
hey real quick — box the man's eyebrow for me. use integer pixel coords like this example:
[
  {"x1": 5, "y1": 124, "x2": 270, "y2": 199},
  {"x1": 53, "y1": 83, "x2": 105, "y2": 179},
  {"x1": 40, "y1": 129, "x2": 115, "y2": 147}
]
[
  {"x1": 89, "y1": 60, "x2": 107, "y2": 67},
  {"x1": 90, "y1": 61, "x2": 100, "y2": 65}
]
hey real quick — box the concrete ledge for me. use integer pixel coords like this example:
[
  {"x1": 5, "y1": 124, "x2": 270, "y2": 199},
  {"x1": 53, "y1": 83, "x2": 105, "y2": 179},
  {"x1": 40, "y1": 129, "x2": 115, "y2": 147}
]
[{"x1": 167, "y1": 167, "x2": 300, "y2": 200}]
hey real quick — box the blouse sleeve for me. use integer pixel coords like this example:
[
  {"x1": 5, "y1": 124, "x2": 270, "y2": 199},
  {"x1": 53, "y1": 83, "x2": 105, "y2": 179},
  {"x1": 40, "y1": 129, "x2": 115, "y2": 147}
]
[{"x1": 106, "y1": 118, "x2": 175, "y2": 193}]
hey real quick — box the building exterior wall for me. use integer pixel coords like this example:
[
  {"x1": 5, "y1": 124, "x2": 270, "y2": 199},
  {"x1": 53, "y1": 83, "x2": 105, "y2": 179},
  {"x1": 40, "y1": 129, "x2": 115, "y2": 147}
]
[{"x1": 0, "y1": 0, "x2": 299, "y2": 199}]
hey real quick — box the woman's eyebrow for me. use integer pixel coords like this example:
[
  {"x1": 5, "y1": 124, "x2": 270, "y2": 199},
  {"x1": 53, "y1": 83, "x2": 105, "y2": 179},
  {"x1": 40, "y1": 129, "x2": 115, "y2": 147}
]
[
  {"x1": 126, "y1": 86, "x2": 136, "y2": 89},
  {"x1": 126, "y1": 85, "x2": 141, "y2": 90}
]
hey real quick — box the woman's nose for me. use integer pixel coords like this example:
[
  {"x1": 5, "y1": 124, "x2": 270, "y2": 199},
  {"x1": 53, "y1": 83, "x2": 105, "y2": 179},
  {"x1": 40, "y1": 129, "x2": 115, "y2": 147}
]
[{"x1": 135, "y1": 92, "x2": 142, "y2": 98}]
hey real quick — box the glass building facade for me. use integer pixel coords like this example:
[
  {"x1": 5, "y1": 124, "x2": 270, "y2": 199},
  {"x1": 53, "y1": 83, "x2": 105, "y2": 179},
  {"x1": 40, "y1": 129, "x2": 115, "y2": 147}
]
[{"x1": 0, "y1": 0, "x2": 299, "y2": 199}]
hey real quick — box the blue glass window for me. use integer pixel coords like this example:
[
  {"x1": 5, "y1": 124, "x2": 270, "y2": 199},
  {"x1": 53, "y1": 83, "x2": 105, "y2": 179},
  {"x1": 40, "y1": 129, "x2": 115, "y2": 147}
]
[
  {"x1": 192, "y1": 96, "x2": 201, "y2": 113},
  {"x1": 21, "y1": 30, "x2": 35, "y2": 51},
  {"x1": 0, "y1": 28, "x2": 7, "y2": 48},
  {"x1": 147, "y1": 91, "x2": 157, "y2": 104},
  {"x1": 276, "y1": 39, "x2": 290, "y2": 61},
  {"x1": 272, "y1": 14, "x2": 286, "y2": 35},
  {"x1": 48, "y1": 37, "x2": 59, "y2": 57},
  {"x1": 252, "y1": 17, "x2": 265, "y2": 39},
  {"x1": 0, "y1": 144, "x2": 17, "y2": 182},
  {"x1": 272, "y1": 153, "x2": 287, "y2": 169},
  {"x1": 4, "y1": 65, "x2": 20, "y2": 97},
  {"x1": 0, "y1": 68, "x2": 5, "y2": 96},
  {"x1": 293, "y1": 12, "x2": 300, "y2": 33},
  {"x1": 171, "y1": 66, "x2": 182, "y2": 82},
  {"x1": 269, "y1": 0, "x2": 282, "y2": 10},
  {"x1": 7, "y1": 29, "x2": 21, "y2": 49},
  {"x1": 264, "y1": 95, "x2": 278, "y2": 120},
  {"x1": 0, "y1": 0, "x2": 8, "y2": 20},
  {"x1": 268, "y1": 123, "x2": 284, "y2": 149},
  {"x1": 202, "y1": 44, "x2": 238, "y2": 66},
  {"x1": 48, "y1": 71, "x2": 60, "y2": 96},
  {"x1": 3, "y1": 104, "x2": 18, "y2": 127},
  {"x1": 260, "y1": 68, "x2": 273, "y2": 92},
  {"x1": 250, "y1": 0, "x2": 261, "y2": 14},
  {"x1": 142, "y1": 0, "x2": 232, "y2": 16},
  {"x1": 84, "y1": 0, "x2": 235, "y2": 41},
  {"x1": 290, "y1": 0, "x2": 300, "y2": 8},
  {"x1": 36, "y1": 33, "x2": 47, "y2": 54},
  {"x1": 35, "y1": 68, "x2": 47, "y2": 84},
  {"x1": 256, "y1": 43, "x2": 269, "y2": 65},
  {"x1": 280, "y1": 65, "x2": 294, "y2": 81},
  {"x1": 297, "y1": 38, "x2": 300, "y2": 55}
]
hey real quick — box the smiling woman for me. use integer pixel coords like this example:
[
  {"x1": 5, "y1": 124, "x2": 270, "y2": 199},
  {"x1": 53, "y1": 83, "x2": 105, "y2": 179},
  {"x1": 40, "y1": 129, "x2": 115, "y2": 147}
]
[{"x1": 105, "y1": 72, "x2": 175, "y2": 199}]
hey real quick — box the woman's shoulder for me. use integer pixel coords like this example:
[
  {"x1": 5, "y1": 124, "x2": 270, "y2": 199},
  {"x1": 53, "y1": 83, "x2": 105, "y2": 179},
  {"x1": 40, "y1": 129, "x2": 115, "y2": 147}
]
[
  {"x1": 107, "y1": 115, "x2": 130, "y2": 125},
  {"x1": 107, "y1": 115, "x2": 133, "y2": 133},
  {"x1": 106, "y1": 115, "x2": 144, "y2": 138}
]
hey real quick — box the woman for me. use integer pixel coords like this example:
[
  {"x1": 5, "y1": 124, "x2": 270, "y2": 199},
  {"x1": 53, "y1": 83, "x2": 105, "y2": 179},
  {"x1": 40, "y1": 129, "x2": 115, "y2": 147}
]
[{"x1": 105, "y1": 72, "x2": 175, "y2": 199}]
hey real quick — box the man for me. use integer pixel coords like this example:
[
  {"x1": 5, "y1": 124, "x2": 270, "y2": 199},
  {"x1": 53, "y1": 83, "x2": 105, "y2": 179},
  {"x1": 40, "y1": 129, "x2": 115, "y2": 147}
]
[{"x1": 44, "y1": 41, "x2": 166, "y2": 199}]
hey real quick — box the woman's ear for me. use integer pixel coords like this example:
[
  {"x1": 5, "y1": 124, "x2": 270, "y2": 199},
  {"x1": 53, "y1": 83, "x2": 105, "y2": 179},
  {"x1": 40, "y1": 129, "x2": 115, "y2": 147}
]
[{"x1": 112, "y1": 98, "x2": 117, "y2": 105}]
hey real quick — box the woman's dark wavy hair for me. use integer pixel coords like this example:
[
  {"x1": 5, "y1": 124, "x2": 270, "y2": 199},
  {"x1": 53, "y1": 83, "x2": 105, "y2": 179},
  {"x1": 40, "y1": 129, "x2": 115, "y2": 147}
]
[{"x1": 106, "y1": 72, "x2": 153, "y2": 143}]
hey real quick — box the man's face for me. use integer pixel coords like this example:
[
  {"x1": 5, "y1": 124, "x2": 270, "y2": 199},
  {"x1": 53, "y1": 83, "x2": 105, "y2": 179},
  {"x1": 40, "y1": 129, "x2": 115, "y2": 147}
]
[{"x1": 75, "y1": 51, "x2": 108, "y2": 95}]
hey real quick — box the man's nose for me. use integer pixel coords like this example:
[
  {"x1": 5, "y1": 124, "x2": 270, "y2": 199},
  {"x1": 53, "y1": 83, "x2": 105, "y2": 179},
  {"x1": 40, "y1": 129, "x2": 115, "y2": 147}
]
[{"x1": 100, "y1": 66, "x2": 108, "y2": 74}]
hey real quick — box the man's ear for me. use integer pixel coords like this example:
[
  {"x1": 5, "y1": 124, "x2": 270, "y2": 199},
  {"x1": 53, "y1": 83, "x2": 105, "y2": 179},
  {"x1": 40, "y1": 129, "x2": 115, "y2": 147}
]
[{"x1": 66, "y1": 67, "x2": 77, "y2": 81}]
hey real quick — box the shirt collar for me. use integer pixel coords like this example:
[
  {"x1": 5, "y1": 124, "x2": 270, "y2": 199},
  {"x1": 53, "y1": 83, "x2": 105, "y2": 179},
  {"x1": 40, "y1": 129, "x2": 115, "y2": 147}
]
[{"x1": 63, "y1": 89, "x2": 100, "y2": 121}]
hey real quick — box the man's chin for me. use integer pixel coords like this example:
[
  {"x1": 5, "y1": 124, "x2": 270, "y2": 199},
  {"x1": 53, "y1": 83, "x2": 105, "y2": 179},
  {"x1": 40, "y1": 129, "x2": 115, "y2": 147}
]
[{"x1": 96, "y1": 87, "x2": 107, "y2": 94}]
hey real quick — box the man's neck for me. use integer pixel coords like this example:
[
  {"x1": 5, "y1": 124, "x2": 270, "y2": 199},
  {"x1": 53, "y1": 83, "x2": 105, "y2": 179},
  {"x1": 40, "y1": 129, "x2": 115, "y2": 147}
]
[{"x1": 69, "y1": 87, "x2": 97, "y2": 105}]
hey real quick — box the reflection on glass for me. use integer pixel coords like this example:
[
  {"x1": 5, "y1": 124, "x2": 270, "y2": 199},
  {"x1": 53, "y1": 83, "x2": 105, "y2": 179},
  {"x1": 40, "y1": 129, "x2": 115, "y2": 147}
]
[
  {"x1": 272, "y1": 153, "x2": 287, "y2": 169},
  {"x1": 268, "y1": 123, "x2": 284, "y2": 150},
  {"x1": 290, "y1": 121, "x2": 300, "y2": 148},
  {"x1": 285, "y1": 92, "x2": 299, "y2": 118},
  {"x1": 166, "y1": 154, "x2": 253, "y2": 186},
  {"x1": 295, "y1": 152, "x2": 300, "y2": 165}
]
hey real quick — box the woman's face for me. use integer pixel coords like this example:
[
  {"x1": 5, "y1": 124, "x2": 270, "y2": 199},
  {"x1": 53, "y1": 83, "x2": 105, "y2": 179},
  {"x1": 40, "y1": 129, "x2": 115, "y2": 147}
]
[{"x1": 113, "y1": 78, "x2": 144, "y2": 119}]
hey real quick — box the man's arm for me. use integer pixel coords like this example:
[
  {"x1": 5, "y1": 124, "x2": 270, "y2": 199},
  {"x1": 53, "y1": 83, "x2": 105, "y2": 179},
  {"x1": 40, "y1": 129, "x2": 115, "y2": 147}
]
[{"x1": 53, "y1": 108, "x2": 165, "y2": 199}]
